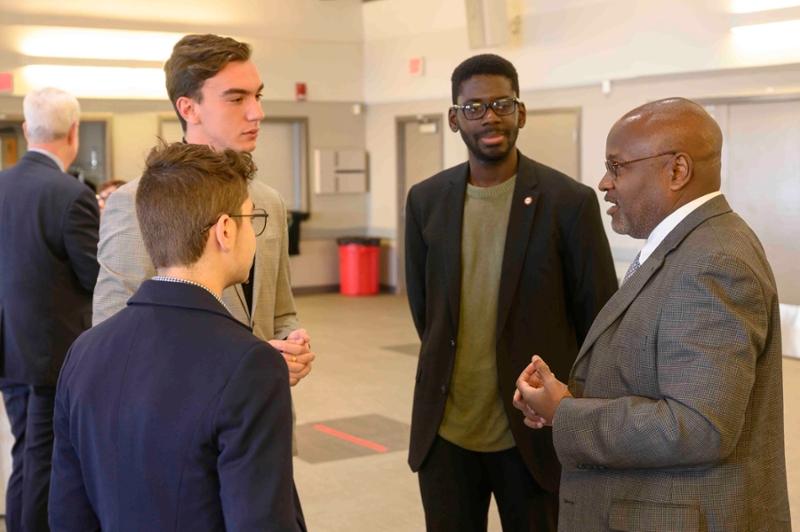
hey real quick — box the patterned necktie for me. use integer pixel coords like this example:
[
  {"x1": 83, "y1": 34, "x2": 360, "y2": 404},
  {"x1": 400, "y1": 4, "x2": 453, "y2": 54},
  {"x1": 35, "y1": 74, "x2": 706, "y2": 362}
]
[{"x1": 622, "y1": 252, "x2": 641, "y2": 285}]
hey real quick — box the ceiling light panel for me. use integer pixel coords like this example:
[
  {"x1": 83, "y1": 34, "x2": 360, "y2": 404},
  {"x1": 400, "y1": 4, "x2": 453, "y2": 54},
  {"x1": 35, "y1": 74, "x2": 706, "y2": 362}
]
[
  {"x1": 732, "y1": 0, "x2": 800, "y2": 14},
  {"x1": 20, "y1": 65, "x2": 167, "y2": 99},
  {"x1": 20, "y1": 27, "x2": 183, "y2": 61}
]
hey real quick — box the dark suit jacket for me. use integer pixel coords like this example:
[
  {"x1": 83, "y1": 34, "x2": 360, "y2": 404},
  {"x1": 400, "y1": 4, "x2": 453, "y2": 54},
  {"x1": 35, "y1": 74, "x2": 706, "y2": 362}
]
[
  {"x1": 0, "y1": 151, "x2": 99, "y2": 386},
  {"x1": 405, "y1": 152, "x2": 618, "y2": 492},
  {"x1": 553, "y1": 196, "x2": 791, "y2": 531},
  {"x1": 49, "y1": 280, "x2": 305, "y2": 532}
]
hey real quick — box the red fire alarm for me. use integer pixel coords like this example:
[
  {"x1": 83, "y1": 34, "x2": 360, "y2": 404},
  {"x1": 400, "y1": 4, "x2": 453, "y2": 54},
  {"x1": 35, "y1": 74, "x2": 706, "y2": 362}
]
[
  {"x1": 408, "y1": 57, "x2": 425, "y2": 77},
  {"x1": 0, "y1": 72, "x2": 13, "y2": 93},
  {"x1": 295, "y1": 82, "x2": 307, "y2": 102}
]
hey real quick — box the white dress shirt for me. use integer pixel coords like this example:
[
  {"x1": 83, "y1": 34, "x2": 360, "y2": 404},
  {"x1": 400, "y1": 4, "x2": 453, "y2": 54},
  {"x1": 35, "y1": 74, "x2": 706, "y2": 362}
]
[{"x1": 639, "y1": 191, "x2": 722, "y2": 264}]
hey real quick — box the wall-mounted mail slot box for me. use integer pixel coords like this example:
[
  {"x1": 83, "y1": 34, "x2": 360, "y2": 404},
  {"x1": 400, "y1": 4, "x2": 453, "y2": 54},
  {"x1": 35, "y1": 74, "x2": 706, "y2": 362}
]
[{"x1": 314, "y1": 149, "x2": 368, "y2": 194}]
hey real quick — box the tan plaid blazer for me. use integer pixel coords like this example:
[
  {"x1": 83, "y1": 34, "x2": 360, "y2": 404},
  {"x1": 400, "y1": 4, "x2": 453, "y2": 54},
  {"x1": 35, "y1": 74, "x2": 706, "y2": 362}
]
[
  {"x1": 93, "y1": 177, "x2": 301, "y2": 453},
  {"x1": 552, "y1": 196, "x2": 791, "y2": 531}
]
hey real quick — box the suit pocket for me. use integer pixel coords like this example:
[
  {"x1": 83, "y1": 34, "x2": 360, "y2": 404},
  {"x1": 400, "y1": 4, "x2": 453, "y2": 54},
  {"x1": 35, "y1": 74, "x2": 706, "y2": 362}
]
[{"x1": 609, "y1": 500, "x2": 699, "y2": 532}]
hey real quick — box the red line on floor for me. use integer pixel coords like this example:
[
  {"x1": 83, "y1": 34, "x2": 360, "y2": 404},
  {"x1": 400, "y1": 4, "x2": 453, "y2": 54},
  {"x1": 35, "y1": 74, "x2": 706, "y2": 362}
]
[{"x1": 313, "y1": 424, "x2": 388, "y2": 452}]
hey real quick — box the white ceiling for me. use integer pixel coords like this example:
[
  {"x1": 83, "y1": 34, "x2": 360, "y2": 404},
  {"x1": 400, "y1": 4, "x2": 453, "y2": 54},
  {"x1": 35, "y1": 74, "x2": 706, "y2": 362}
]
[{"x1": 0, "y1": 0, "x2": 364, "y2": 42}]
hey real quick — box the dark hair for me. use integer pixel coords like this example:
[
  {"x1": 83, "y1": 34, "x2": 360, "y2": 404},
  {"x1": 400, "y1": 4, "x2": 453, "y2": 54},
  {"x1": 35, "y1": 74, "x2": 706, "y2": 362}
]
[
  {"x1": 96, "y1": 179, "x2": 127, "y2": 195},
  {"x1": 164, "y1": 34, "x2": 252, "y2": 132},
  {"x1": 451, "y1": 54, "x2": 520, "y2": 104},
  {"x1": 137, "y1": 142, "x2": 255, "y2": 269}
]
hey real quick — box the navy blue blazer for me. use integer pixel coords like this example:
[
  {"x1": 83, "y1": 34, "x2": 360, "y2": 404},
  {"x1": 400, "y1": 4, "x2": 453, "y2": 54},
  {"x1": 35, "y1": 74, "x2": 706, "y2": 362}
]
[
  {"x1": 0, "y1": 151, "x2": 99, "y2": 386},
  {"x1": 49, "y1": 280, "x2": 305, "y2": 531}
]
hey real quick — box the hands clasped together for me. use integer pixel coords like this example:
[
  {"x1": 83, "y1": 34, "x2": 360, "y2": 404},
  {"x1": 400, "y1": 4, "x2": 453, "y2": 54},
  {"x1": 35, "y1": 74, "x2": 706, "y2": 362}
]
[
  {"x1": 269, "y1": 328, "x2": 315, "y2": 386},
  {"x1": 513, "y1": 355, "x2": 573, "y2": 429}
]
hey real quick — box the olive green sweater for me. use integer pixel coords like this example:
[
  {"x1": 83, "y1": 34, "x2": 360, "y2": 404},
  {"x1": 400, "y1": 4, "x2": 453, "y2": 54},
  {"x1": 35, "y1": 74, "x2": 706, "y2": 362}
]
[{"x1": 438, "y1": 175, "x2": 517, "y2": 452}]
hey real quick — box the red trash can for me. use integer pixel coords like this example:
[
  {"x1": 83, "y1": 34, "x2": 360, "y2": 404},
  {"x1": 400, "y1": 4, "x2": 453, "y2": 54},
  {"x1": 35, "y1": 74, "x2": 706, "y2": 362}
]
[{"x1": 337, "y1": 237, "x2": 381, "y2": 296}]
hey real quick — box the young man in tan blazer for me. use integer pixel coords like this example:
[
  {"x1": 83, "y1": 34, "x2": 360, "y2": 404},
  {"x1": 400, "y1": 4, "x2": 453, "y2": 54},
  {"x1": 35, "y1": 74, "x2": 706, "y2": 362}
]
[{"x1": 93, "y1": 35, "x2": 314, "y2": 453}]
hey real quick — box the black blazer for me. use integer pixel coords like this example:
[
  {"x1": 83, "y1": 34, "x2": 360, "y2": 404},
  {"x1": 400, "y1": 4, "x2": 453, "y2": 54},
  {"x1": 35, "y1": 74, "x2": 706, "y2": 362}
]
[
  {"x1": 405, "y1": 152, "x2": 618, "y2": 492},
  {"x1": 49, "y1": 280, "x2": 305, "y2": 532},
  {"x1": 0, "y1": 151, "x2": 99, "y2": 386}
]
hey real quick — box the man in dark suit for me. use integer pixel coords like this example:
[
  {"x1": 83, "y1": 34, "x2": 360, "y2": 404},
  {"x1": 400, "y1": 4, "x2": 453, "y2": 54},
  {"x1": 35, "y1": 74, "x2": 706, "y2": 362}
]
[
  {"x1": 404, "y1": 54, "x2": 617, "y2": 532},
  {"x1": 0, "y1": 87, "x2": 99, "y2": 532},
  {"x1": 514, "y1": 98, "x2": 791, "y2": 531},
  {"x1": 49, "y1": 142, "x2": 305, "y2": 531}
]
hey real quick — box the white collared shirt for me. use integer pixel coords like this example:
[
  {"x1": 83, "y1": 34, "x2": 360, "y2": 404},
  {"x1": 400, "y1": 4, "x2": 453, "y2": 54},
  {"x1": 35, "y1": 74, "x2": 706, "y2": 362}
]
[
  {"x1": 639, "y1": 191, "x2": 722, "y2": 264},
  {"x1": 28, "y1": 148, "x2": 65, "y2": 173}
]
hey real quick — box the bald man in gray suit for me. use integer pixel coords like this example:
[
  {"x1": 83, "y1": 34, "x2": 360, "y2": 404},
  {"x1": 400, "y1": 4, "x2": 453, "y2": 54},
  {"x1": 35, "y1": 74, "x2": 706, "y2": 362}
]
[{"x1": 514, "y1": 98, "x2": 791, "y2": 531}]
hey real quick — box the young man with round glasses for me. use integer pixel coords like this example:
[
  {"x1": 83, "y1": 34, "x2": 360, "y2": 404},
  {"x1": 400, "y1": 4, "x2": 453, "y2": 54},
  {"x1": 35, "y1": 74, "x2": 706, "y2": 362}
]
[
  {"x1": 404, "y1": 54, "x2": 618, "y2": 531},
  {"x1": 50, "y1": 142, "x2": 306, "y2": 531}
]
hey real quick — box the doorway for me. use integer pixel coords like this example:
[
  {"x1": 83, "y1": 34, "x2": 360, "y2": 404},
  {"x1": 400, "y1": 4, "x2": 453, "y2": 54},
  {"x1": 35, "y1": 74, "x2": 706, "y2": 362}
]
[
  {"x1": 704, "y1": 98, "x2": 800, "y2": 358},
  {"x1": 160, "y1": 117, "x2": 309, "y2": 212},
  {"x1": 0, "y1": 116, "x2": 112, "y2": 185},
  {"x1": 396, "y1": 115, "x2": 444, "y2": 295},
  {"x1": 704, "y1": 99, "x2": 800, "y2": 306},
  {"x1": 514, "y1": 107, "x2": 581, "y2": 180}
]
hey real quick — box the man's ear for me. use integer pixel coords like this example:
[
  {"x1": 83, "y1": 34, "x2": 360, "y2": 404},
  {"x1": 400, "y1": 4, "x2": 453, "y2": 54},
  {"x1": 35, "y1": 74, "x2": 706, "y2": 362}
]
[
  {"x1": 176, "y1": 96, "x2": 200, "y2": 126},
  {"x1": 669, "y1": 153, "x2": 692, "y2": 192},
  {"x1": 448, "y1": 108, "x2": 459, "y2": 132},
  {"x1": 22, "y1": 122, "x2": 29, "y2": 142},
  {"x1": 214, "y1": 215, "x2": 236, "y2": 253},
  {"x1": 68, "y1": 122, "x2": 79, "y2": 146},
  {"x1": 517, "y1": 100, "x2": 526, "y2": 130}
]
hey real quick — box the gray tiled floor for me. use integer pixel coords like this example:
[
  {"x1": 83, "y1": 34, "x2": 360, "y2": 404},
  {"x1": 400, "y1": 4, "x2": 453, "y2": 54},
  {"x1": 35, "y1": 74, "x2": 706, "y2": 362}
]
[
  {"x1": 291, "y1": 293, "x2": 800, "y2": 531},
  {"x1": 296, "y1": 414, "x2": 410, "y2": 464},
  {"x1": 380, "y1": 343, "x2": 422, "y2": 357}
]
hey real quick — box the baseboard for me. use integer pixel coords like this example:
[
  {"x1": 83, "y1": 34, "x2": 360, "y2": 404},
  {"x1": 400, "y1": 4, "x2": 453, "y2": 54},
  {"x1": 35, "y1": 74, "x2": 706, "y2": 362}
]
[
  {"x1": 379, "y1": 284, "x2": 398, "y2": 294},
  {"x1": 292, "y1": 284, "x2": 340, "y2": 296},
  {"x1": 292, "y1": 284, "x2": 399, "y2": 296}
]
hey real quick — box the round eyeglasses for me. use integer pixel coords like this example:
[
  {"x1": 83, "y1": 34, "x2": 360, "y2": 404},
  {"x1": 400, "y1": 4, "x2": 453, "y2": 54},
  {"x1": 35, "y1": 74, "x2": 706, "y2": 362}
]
[
  {"x1": 201, "y1": 208, "x2": 268, "y2": 237},
  {"x1": 452, "y1": 97, "x2": 521, "y2": 121}
]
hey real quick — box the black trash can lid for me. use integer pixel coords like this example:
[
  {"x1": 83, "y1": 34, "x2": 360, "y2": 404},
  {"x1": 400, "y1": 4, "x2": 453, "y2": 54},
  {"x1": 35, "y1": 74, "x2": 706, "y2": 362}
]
[{"x1": 337, "y1": 236, "x2": 381, "y2": 246}]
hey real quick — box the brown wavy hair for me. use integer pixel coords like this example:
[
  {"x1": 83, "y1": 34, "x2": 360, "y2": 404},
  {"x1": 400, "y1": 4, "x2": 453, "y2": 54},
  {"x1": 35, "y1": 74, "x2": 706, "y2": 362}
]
[
  {"x1": 164, "y1": 34, "x2": 252, "y2": 132},
  {"x1": 136, "y1": 142, "x2": 256, "y2": 268}
]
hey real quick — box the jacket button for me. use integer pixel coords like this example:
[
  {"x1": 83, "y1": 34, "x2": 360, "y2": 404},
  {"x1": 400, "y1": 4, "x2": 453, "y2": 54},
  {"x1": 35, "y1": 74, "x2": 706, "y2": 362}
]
[
  {"x1": 440, "y1": 385, "x2": 447, "y2": 394},
  {"x1": 450, "y1": 340, "x2": 455, "y2": 347}
]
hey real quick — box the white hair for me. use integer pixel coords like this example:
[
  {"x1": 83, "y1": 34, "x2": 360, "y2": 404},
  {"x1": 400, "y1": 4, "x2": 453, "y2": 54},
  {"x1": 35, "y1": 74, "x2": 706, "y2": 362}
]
[{"x1": 23, "y1": 87, "x2": 80, "y2": 143}]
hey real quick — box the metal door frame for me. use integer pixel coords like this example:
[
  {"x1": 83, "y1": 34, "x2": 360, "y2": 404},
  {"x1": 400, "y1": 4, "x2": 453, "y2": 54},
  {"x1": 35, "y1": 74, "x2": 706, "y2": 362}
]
[
  {"x1": 395, "y1": 114, "x2": 444, "y2": 295},
  {"x1": 522, "y1": 106, "x2": 582, "y2": 181},
  {"x1": 158, "y1": 115, "x2": 311, "y2": 214}
]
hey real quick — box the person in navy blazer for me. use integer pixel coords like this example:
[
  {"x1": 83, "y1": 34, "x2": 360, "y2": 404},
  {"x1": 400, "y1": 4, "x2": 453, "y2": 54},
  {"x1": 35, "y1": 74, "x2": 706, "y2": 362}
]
[
  {"x1": 49, "y1": 142, "x2": 305, "y2": 531},
  {"x1": 0, "y1": 87, "x2": 99, "y2": 532}
]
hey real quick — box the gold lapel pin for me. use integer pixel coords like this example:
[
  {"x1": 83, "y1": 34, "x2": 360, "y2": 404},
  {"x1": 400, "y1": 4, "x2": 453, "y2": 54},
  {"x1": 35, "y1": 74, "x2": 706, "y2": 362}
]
[{"x1": 524, "y1": 196, "x2": 533, "y2": 205}]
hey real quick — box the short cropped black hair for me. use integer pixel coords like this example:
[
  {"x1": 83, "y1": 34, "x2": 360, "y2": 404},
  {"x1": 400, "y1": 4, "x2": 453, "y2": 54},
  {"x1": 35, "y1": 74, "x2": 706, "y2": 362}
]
[{"x1": 451, "y1": 54, "x2": 520, "y2": 104}]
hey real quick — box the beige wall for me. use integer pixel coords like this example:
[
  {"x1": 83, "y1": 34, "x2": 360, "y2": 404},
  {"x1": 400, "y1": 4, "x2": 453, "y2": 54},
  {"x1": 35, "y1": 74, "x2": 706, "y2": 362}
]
[
  {"x1": 366, "y1": 63, "x2": 800, "y2": 286},
  {"x1": 0, "y1": 94, "x2": 368, "y2": 289},
  {"x1": 363, "y1": 0, "x2": 800, "y2": 103}
]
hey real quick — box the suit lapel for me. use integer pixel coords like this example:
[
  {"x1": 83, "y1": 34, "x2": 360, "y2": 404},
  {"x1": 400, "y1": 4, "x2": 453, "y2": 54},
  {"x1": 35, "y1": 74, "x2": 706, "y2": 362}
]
[
  {"x1": 496, "y1": 154, "x2": 539, "y2": 336},
  {"x1": 573, "y1": 195, "x2": 734, "y2": 368},
  {"x1": 573, "y1": 252, "x2": 665, "y2": 368},
  {"x1": 442, "y1": 166, "x2": 468, "y2": 333},
  {"x1": 246, "y1": 237, "x2": 268, "y2": 326}
]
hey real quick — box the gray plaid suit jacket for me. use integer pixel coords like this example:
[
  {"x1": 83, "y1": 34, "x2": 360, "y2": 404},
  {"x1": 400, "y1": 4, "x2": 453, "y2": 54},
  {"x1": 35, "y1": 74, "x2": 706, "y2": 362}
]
[
  {"x1": 552, "y1": 196, "x2": 791, "y2": 531},
  {"x1": 93, "y1": 177, "x2": 301, "y2": 453}
]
